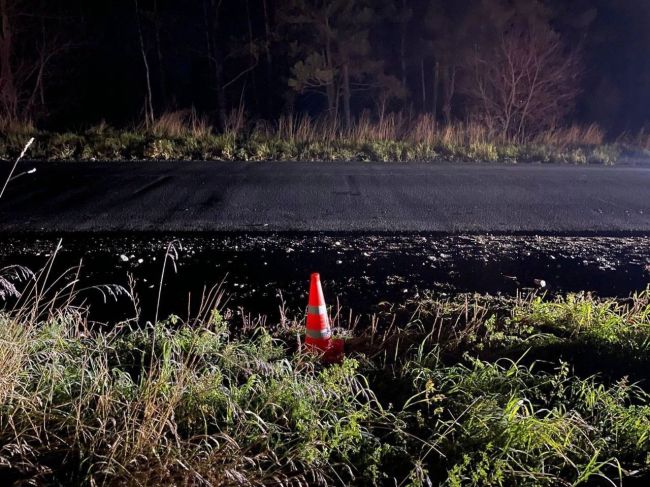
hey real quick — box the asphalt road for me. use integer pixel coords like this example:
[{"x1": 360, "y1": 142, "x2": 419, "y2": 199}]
[{"x1": 1, "y1": 161, "x2": 649, "y2": 233}]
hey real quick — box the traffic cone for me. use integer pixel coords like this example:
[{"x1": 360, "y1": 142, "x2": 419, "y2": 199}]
[{"x1": 304, "y1": 273, "x2": 344, "y2": 363}]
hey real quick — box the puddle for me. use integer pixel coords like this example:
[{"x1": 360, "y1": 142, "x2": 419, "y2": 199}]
[{"x1": 0, "y1": 234, "x2": 648, "y2": 323}]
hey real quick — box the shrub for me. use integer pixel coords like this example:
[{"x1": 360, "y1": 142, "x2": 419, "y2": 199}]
[
  {"x1": 48, "y1": 133, "x2": 83, "y2": 160},
  {"x1": 144, "y1": 138, "x2": 179, "y2": 160},
  {"x1": 402, "y1": 358, "x2": 650, "y2": 486}
]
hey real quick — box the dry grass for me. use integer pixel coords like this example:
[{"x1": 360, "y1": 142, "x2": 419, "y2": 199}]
[
  {"x1": 636, "y1": 129, "x2": 650, "y2": 150},
  {"x1": 618, "y1": 127, "x2": 650, "y2": 151},
  {"x1": 0, "y1": 109, "x2": 625, "y2": 149},
  {"x1": 223, "y1": 104, "x2": 247, "y2": 138},
  {"x1": 0, "y1": 111, "x2": 631, "y2": 163},
  {"x1": 0, "y1": 117, "x2": 36, "y2": 135},
  {"x1": 273, "y1": 113, "x2": 336, "y2": 142},
  {"x1": 148, "y1": 109, "x2": 213, "y2": 138},
  {"x1": 533, "y1": 123, "x2": 605, "y2": 149},
  {"x1": 253, "y1": 112, "x2": 602, "y2": 148}
]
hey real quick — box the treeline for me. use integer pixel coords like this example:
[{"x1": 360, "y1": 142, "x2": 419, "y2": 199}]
[{"x1": 1, "y1": 0, "x2": 649, "y2": 139}]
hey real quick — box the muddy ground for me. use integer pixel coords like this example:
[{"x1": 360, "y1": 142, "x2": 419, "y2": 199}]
[{"x1": 0, "y1": 234, "x2": 648, "y2": 324}]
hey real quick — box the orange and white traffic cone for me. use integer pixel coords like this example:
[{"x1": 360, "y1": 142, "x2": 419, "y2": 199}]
[{"x1": 304, "y1": 273, "x2": 344, "y2": 363}]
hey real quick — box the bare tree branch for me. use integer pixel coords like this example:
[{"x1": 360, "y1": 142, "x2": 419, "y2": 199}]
[{"x1": 463, "y1": 24, "x2": 581, "y2": 140}]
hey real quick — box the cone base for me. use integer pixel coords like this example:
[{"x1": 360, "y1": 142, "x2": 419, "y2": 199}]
[{"x1": 305, "y1": 338, "x2": 345, "y2": 364}]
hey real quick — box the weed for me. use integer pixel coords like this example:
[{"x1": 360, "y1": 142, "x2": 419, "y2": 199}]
[
  {"x1": 143, "y1": 138, "x2": 179, "y2": 160},
  {"x1": 0, "y1": 113, "x2": 635, "y2": 164},
  {"x1": 0, "y1": 271, "x2": 648, "y2": 485}
]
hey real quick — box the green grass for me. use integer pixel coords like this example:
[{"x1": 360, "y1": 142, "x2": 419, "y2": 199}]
[
  {"x1": 1, "y1": 287, "x2": 649, "y2": 485},
  {"x1": 0, "y1": 113, "x2": 629, "y2": 164},
  {"x1": 0, "y1": 131, "x2": 622, "y2": 164}
]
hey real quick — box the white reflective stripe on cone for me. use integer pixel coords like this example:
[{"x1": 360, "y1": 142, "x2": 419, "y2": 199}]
[
  {"x1": 305, "y1": 328, "x2": 331, "y2": 339},
  {"x1": 307, "y1": 304, "x2": 327, "y2": 315}
]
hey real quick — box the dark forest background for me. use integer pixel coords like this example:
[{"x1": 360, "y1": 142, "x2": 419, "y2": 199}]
[{"x1": 1, "y1": 0, "x2": 649, "y2": 136}]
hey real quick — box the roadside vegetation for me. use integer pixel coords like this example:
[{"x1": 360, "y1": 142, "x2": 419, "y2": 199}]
[
  {"x1": 1, "y1": 112, "x2": 646, "y2": 164},
  {"x1": 3, "y1": 1, "x2": 650, "y2": 167},
  {"x1": 1, "y1": 260, "x2": 649, "y2": 485}
]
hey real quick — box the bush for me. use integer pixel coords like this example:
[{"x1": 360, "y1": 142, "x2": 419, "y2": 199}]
[
  {"x1": 399, "y1": 358, "x2": 650, "y2": 486},
  {"x1": 143, "y1": 138, "x2": 179, "y2": 160}
]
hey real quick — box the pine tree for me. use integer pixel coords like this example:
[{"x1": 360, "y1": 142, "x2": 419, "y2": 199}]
[{"x1": 283, "y1": 0, "x2": 395, "y2": 127}]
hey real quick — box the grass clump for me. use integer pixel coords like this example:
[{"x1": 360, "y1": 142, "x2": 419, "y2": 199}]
[
  {"x1": 0, "y1": 283, "x2": 649, "y2": 485},
  {"x1": 398, "y1": 357, "x2": 650, "y2": 486},
  {"x1": 513, "y1": 293, "x2": 650, "y2": 349},
  {"x1": 0, "y1": 113, "x2": 634, "y2": 164},
  {"x1": 0, "y1": 311, "x2": 395, "y2": 485}
]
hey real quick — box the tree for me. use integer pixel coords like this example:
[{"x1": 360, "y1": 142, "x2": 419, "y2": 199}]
[
  {"x1": 463, "y1": 22, "x2": 581, "y2": 139},
  {"x1": 151, "y1": 0, "x2": 167, "y2": 107},
  {"x1": 261, "y1": 0, "x2": 275, "y2": 117},
  {"x1": 283, "y1": 0, "x2": 397, "y2": 127},
  {"x1": 202, "y1": 0, "x2": 228, "y2": 130},
  {"x1": 0, "y1": 0, "x2": 17, "y2": 119},
  {"x1": 0, "y1": 0, "x2": 66, "y2": 123},
  {"x1": 135, "y1": 0, "x2": 154, "y2": 127},
  {"x1": 422, "y1": 0, "x2": 474, "y2": 122}
]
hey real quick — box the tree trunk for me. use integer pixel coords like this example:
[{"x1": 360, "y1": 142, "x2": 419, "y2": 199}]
[
  {"x1": 400, "y1": 0, "x2": 407, "y2": 89},
  {"x1": 342, "y1": 61, "x2": 351, "y2": 129},
  {"x1": 441, "y1": 63, "x2": 455, "y2": 124},
  {"x1": 326, "y1": 80, "x2": 337, "y2": 116},
  {"x1": 204, "y1": 0, "x2": 226, "y2": 130},
  {"x1": 153, "y1": 0, "x2": 167, "y2": 108},
  {"x1": 420, "y1": 58, "x2": 426, "y2": 110},
  {"x1": 261, "y1": 0, "x2": 273, "y2": 117},
  {"x1": 244, "y1": 0, "x2": 258, "y2": 111},
  {"x1": 135, "y1": 0, "x2": 154, "y2": 126},
  {"x1": 432, "y1": 60, "x2": 439, "y2": 120},
  {"x1": 214, "y1": 49, "x2": 227, "y2": 130},
  {"x1": 324, "y1": 21, "x2": 337, "y2": 118},
  {"x1": 0, "y1": 0, "x2": 17, "y2": 119}
]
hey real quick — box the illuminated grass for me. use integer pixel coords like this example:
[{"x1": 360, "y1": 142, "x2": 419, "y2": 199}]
[
  {"x1": 0, "y1": 114, "x2": 628, "y2": 164},
  {"x1": 0, "y1": 286, "x2": 648, "y2": 485}
]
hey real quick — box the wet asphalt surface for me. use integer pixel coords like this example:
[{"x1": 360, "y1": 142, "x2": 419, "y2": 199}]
[
  {"x1": 0, "y1": 234, "x2": 648, "y2": 323},
  {"x1": 1, "y1": 161, "x2": 649, "y2": 233}
]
